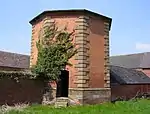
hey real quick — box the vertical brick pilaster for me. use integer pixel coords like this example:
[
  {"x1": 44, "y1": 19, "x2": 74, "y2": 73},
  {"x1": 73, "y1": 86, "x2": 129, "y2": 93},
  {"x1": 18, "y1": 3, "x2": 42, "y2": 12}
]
[
  {"x1": 104, "y1": 22, "x2": 110, "y2": 88},
  {"x1": 30, "y1": 25, "x2": 35, "y2": 68},
  {"x1": 75, "y1": 16, "x2": 90, "y2": 88}
]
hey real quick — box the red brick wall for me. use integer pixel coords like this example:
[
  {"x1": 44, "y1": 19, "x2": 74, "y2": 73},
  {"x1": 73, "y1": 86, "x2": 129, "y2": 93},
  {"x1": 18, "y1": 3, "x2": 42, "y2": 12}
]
[
  {"x1": 30, "y1": 13, "x2": 108, "y2": 89},
  {"x1": 111, "y1": 85, "x2": 150, "y2": 100},
  {"x1": 89, "y1": 17, "x2": 105, "y2": 88},
  {"x1": 0, "y1": 78, "x2": 44, "y2": 105},
  {"x1": 30, "y1": 15, "x2": 78, "y2": 88}
]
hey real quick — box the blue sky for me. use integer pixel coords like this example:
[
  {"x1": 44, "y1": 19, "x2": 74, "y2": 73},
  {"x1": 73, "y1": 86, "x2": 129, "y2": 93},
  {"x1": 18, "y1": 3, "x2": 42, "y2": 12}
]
[{"x1": 0, "y1": 0, "x2": 150, "y2": 55}]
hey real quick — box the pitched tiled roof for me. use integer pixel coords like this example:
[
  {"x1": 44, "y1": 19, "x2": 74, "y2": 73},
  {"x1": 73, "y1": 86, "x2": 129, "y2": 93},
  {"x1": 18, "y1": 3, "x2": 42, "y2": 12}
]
[
  {"x1": 110, "y1": 52, "x2": 150, "y2": 69},
  {"x1": 0, "y1": 51, "x2": 30, "y2": 69},
  {"x1": 110, "y1": 65, "x2": 150, "y2": 84}
]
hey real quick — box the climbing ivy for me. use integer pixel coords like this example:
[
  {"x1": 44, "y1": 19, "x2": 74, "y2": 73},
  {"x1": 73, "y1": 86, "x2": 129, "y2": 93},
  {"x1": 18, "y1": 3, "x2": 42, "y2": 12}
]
[{"x1": 31, "y1": 23, "x2": 77, "y2": 81}]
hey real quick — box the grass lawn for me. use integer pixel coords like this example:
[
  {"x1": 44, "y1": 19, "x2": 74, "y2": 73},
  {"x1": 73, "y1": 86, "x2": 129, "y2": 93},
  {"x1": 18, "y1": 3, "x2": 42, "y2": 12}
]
[{"x1": 4, "y1": 99, "x2": 150, "y2": 114}]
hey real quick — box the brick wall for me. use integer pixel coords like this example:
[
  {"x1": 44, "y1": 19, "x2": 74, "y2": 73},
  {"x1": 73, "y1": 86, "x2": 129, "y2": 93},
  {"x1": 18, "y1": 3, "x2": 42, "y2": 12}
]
[
  {"x1": 111, "y1": 84, "x2": 150, "y2": 101},
  {"x1": 0, "y1": 78, "x2": 45, "y2": 105},
  {"x1": 30, "y1": 15, "x2": 78, "y2": 88},
  {"x1": 88, "y1": 16, "x2": 108, "y2": 88}
]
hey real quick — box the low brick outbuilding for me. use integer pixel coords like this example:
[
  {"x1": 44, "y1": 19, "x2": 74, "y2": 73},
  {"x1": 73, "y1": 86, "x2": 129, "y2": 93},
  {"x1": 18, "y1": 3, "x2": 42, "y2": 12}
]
[{"x1": 111, "y1": 65, "x2": 150, "y2": 101}]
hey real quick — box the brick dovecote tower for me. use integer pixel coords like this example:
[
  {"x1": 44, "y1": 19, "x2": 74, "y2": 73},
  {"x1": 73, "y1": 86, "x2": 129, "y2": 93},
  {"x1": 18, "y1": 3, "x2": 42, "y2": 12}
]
[{"x1": 29, "y1": 9, "x2": 112, "y2": 104}]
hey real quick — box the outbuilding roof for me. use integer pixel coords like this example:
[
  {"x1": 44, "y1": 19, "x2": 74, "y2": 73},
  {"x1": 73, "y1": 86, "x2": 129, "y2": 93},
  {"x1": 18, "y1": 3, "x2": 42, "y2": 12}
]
[
  {"x1": 0, "y1": 51, "x2": 30, "y2": 69},
  {"x1": 110, "y1": 52, "x2": 150, "y2": 69},
  {"x1": 110, "y1": 65, "x2": 150, "y2": 84}
]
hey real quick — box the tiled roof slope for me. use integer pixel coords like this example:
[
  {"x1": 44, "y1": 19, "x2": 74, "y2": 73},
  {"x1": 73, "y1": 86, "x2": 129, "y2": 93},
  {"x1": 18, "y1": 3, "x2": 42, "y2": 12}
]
[
  {"x1": 0, "y1": 51, "x2": 30, "y2": 69},
  {"x1": 110, "y1": 65, "x2": 150, "y2": 84},
  {"x1": 110, "y1": 52, "x2": 150, "y2": 69}
]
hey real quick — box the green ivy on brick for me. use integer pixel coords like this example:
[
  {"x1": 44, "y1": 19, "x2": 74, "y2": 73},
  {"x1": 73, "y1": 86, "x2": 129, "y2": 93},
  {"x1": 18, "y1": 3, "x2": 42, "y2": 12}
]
[
  {"x1": 31, "y1": 23, "x2": 77, "y2": 81},
  {"x1": 0, "y1": 71, "x2": 35, "y2": 82}
]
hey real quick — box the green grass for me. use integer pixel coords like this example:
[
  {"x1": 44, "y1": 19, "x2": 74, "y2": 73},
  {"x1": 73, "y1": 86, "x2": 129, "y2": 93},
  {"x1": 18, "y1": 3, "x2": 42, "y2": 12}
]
[{"x1": 5, "y1": 99, "x2": 150, "y2": 114}]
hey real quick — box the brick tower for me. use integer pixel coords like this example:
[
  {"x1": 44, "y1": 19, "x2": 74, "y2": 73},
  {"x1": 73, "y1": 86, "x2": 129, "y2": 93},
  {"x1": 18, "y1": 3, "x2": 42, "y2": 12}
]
[{"x1": 29, "y1": 9, "x2": 112, "y2": 104}]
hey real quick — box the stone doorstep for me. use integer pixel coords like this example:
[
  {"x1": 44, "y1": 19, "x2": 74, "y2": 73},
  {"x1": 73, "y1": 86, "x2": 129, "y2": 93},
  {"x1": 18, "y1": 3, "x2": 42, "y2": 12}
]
[
  {"x1": 55, "y1": 102, "x2": 68, "y2": 108},
  {"x1": 55, "y1": 97, "x2": 69, "y2": 108},
  {"x1": 55, "y1": 101, "x2": 68, "y2": 105}
]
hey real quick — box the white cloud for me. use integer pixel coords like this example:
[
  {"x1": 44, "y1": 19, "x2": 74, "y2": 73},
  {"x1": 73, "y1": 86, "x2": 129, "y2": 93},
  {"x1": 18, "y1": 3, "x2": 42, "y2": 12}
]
[{"x1": 135, "y1": 42, "x2": 150, "y2": 51}]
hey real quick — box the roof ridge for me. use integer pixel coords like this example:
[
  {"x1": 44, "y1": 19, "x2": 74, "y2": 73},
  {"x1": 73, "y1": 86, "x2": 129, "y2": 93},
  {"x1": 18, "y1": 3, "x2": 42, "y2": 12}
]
[
  {"x1": 111, "y1": 52, "x2": 150, "y2": 57},
  {"x1": 0, "y1": 50, "x2": 30, "y2": 57},
  {"x1": 139, "y1": 53, "x2": 146, "y2": 68}
]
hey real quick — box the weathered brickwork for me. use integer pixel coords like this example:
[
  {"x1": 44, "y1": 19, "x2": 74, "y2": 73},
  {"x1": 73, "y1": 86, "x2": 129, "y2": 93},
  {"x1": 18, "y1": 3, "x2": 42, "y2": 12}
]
[
  {"x1": 75, "y1": 16, "x2": 90, "y2": 88},
  {"x1": 104, "y1": 22, "x2": 110, "y2": 88},
  {"x1": 69, "y1": 88, "x2": 111, "y2": 104}
]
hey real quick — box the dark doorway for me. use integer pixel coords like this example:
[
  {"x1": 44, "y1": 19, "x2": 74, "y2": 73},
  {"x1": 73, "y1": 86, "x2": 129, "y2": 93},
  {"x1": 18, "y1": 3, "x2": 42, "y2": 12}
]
[{"x1": 56, "y1": 70, "x2": 69, "y2": 97}]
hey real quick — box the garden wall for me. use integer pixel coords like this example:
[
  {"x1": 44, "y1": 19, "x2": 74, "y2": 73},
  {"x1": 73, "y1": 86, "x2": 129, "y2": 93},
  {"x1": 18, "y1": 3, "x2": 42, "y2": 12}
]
[
  {"x1": 0, "y1": 71, "x2": 46, "y2": 105},
  {"x1": 111, "y1": 84, "x2": 150, "y2": 101}
]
